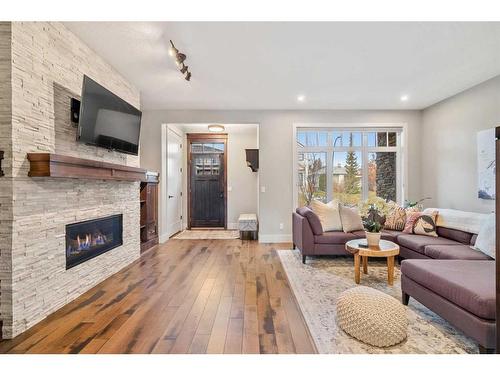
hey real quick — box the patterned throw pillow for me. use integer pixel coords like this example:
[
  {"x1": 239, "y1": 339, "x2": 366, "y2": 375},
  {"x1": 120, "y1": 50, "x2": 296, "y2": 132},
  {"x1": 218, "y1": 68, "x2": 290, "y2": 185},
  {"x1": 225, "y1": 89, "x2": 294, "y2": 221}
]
[
  {"x1": 384, "y1": 203, "x2": 407, "y2": 231},
  {"x1": 413, "y1": 211, "x2": 438, "y2": 237},
  {"x1": 402, "y1": 211, "x2": 422, "y2": 233},
  {"x1": 403, "y1": 210, "x2": 438, "y2": 237}
]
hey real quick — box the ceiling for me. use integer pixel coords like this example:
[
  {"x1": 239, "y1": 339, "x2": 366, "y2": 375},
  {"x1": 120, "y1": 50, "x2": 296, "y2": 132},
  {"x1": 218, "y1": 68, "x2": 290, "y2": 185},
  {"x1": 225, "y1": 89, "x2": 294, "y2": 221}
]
[{"x1": 64, "y1": 22, "x2": 500, "y2": 110}]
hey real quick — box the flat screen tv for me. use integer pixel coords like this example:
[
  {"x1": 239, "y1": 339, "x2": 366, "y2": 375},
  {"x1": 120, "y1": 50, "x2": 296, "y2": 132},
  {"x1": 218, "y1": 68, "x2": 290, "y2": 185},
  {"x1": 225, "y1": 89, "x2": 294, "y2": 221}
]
[{"x1": 77, "y1": 75, "x2": 142, "y2": 155}]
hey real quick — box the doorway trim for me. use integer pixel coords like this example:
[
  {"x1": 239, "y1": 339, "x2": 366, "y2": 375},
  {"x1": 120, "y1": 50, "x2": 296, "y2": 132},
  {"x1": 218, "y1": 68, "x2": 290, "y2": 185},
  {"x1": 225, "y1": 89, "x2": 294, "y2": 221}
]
[
  {"x1": 166, "y1": 126, "x2": 184, "y2": 238},
  {"x1": 187, "y1": 133, "x2": 228, "y2": 229}
]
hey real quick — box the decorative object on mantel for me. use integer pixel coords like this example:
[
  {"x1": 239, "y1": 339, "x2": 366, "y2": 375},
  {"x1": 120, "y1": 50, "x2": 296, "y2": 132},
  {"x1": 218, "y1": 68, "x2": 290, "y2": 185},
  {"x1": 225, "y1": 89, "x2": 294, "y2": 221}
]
[
  {"x1": 27, "y1": 153, "x2": 149, "y2": 182},
  {"x1": 477, "y1": 128, "x2": 495, "y2": 200},
  {"x1": 0, "y1": 150, "x2": 4, "y2": 177},
  {"x1": 169, "y1": 40, "x2": 192, "y2": 81},
  {"x1": 358, "y1": 197, "x2": 389, "y2": 247}
]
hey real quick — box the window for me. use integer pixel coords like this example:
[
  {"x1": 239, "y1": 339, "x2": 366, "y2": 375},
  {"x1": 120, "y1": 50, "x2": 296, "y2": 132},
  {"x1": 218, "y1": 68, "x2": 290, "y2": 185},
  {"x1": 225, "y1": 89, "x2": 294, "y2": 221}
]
[
  {"x1": 297, "y1": 152, "x2": 327, "y2": 206},
  {"x1": 296, "y1": 128, "x2": 402, "y2": 206}
]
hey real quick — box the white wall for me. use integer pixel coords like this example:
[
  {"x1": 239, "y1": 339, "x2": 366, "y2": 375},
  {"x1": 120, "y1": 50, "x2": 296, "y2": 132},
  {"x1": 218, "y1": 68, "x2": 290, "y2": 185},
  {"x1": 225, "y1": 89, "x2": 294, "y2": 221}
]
[
  {"x1": 421, "y1": 75, "x2": 500, "y2": 213},
  {"x1": 141, "y1": 110, "x2": 422, "y2": 242}
]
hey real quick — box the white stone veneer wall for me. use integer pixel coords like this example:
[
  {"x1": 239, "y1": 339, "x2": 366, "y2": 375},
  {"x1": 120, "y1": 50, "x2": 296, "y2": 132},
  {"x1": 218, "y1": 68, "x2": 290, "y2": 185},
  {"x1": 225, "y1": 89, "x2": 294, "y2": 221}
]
[
  {"x1": 2, "y1": 22, "x2": 141, "y2": 338},
  {"x1": 0, "y1": 22, "x2": 13, "y2": 338}
]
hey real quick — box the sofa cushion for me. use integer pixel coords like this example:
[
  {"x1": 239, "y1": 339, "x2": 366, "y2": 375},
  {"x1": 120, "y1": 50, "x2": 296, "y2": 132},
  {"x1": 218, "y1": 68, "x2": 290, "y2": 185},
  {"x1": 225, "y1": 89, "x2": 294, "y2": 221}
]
[
  {"x1": 350, "y1": 230, "x2": 401, "y2": 242},
  {"x1": 296, "y1": 207, "x2": 323, "y2": 235},
  {"x1": 401, "y1": 260, "x2": 495, "y2": 320},
  {"x1": 381, "y1": 229, "x2": 404, "y2": 242},
  {"x1": 315, "y1": 231, "x2": 358, "y2": 244},
  {"x1": 397, "y1": 234, "x2": 460, "y2": 254},
  {"x1": 436, "y1": 227, "x2": 473, "y2": 245},
  {"x1": 424, "y1": 244, "x2": 493, "y2": 260}
]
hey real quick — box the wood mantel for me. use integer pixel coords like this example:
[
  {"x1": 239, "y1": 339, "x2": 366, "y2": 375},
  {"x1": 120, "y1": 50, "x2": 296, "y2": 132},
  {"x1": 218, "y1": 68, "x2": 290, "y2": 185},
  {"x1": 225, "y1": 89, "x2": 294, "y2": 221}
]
[{"x1": 27, "y1": 153, "x2": 148, "y2": 182}]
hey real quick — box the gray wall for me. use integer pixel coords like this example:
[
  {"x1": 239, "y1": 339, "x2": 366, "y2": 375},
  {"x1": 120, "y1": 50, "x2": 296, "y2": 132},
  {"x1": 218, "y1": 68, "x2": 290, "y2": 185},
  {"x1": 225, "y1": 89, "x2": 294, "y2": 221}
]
[
  {"x1": 141, "y1": 110, "x2": 422, "y2": 241},
  {"x1": 421, "y1": 75, "x2": 500, "y2": 213}
]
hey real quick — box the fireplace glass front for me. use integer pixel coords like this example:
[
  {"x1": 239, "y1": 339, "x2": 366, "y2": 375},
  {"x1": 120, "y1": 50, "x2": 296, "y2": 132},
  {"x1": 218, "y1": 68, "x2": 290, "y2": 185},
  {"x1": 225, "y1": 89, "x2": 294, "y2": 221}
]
[{"x1": 65, "y1": 214, "x2": 123, "y2": 269}]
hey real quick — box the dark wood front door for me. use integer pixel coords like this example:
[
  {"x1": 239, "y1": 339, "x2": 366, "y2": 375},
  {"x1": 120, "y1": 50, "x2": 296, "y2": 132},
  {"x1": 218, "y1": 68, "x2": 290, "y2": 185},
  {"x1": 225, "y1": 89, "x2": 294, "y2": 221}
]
[{"x1": 188, "y1": 134, "x2": 227, "y2": 228}]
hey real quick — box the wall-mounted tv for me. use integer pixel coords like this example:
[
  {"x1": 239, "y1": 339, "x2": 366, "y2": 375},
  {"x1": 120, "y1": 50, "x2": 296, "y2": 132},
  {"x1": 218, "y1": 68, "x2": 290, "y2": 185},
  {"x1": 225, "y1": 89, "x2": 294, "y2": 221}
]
[{"x1": 77, "y1": 75, "x2": 142, "y2": 155}]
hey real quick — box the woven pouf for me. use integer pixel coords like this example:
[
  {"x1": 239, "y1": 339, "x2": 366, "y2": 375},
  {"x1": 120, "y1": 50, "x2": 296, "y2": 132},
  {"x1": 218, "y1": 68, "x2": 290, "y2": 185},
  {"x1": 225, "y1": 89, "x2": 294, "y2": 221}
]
[{"x1": 336, "y1": 286, "x2": 408, "y2": 347}]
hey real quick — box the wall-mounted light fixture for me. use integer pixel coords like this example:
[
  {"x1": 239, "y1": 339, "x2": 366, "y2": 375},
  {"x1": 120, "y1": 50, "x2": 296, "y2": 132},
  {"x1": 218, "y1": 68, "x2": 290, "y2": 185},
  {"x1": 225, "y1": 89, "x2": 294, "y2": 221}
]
[
  {"x1": 208, "y1": 124, "x2": 225, "y2": 133},
  {"x1": 169, "y1": 40, "x2": 192, "y2": 81}
]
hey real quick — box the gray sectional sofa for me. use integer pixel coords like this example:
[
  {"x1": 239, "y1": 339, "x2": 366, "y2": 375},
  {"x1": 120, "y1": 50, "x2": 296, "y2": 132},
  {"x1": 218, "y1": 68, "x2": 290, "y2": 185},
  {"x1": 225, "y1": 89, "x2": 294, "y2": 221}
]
[{"x1": 292, "y1": 206, "x2": 495, "y2": 353}]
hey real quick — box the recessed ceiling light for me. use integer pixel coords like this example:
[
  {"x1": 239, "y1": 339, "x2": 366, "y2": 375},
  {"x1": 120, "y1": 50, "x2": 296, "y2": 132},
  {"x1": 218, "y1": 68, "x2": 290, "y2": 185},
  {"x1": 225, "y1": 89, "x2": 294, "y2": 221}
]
[
  {"x1": 400, "y1": 95, "x2": 409, "y2": 102},
  {"x1": 297, "y1": 95, "x2": 306, "y2": 102}
]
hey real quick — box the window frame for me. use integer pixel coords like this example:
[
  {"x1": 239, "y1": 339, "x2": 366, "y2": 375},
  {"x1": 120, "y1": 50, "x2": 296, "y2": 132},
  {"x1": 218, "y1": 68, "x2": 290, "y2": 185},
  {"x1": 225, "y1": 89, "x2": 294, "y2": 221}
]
[{"x1": 294, "y1": 124, "x2": 406, "y2": 208}]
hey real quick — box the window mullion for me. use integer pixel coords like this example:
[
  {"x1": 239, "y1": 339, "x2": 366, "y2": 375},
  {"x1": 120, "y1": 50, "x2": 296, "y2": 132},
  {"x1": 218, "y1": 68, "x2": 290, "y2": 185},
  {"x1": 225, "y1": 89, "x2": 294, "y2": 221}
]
[
  {"x1": 326, "y1": 151, "x2": 333, "y2": 202},
  {"x1": 362, "y1": 133, "x2": 368, "y2": 201}
]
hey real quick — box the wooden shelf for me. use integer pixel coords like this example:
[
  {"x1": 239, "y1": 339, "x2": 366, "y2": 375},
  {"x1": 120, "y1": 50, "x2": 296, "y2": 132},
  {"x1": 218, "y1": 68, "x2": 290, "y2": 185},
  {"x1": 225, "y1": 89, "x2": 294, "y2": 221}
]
[{"x1": 27, "y1": 153, "x2": 148, "y2": 182}]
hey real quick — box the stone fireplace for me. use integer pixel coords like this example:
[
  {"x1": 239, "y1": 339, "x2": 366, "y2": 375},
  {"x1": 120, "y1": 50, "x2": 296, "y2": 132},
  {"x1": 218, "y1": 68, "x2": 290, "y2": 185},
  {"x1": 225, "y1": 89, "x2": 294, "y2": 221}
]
[
  {"x1": 0, "y1": 22, "x2": 142, "y2": 339},
  {"x1": 66, "y1": 214, "x2": 123, "y2": 269}
]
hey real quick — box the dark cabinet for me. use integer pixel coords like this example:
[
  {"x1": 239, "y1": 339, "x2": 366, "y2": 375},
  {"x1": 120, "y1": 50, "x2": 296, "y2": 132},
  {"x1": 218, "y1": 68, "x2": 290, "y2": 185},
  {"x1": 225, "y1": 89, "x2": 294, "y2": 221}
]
[{"x1": 140, "y1": 176, "x2": 159, "y2": 253}]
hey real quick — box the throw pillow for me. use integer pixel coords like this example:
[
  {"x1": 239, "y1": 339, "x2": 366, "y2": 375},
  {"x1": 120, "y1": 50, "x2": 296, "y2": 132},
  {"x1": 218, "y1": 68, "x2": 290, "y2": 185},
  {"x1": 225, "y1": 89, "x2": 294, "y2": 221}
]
[
  {"x1": 473, "y1": 213, "x2": 495, "y2": 259},
  {"x1": 402, "y1": 211, "x2": 421, "y2": 233},
  {"x1": 310, "y1": 199, "x2": 342, "y2": 232},
  {"x1": 385, "y1": 203, "x2": 406, "y2": 231},
  {"x1": 339, "y1": 205, "x2": 364, "y2": 233},
  {"x1": 413, "y1": 211, "x2": 438, "y2": 237}
]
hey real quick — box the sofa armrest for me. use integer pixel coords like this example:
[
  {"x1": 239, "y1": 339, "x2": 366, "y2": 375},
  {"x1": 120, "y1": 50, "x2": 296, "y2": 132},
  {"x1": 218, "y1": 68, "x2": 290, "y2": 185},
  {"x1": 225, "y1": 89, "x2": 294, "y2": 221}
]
[{"x1": 292, "y1": 212, "x2": 315, "y2": 255}]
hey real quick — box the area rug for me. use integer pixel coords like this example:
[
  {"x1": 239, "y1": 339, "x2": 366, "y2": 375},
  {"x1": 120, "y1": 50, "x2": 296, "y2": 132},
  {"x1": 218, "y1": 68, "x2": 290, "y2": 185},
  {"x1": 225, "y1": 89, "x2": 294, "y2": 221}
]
[
  {"x1": 277, "y1": 249, "x2": 478, "y2": 354},
  {"x1": 173, "y1": 230, "x2": 239, "y2": 240}
]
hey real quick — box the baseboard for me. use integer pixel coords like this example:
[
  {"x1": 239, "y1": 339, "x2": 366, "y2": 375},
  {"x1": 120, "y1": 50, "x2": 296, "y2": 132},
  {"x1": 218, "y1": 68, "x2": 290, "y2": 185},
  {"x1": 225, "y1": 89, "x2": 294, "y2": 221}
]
[
  {"x1": 159, "y1": 232, "x2": 169, "y2": 243},
  {"x1": 227, "y1": 222, "x2": 238, "y2": 230},
  {"x1": 258, "y1": 234, "x2": 292, "y2": 243}
]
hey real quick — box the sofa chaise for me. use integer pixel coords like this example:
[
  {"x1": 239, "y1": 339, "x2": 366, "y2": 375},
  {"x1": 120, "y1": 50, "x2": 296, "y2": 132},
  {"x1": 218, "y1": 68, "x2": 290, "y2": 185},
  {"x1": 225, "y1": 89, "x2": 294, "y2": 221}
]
[{"x1": 291, "y1": 206, "x2": 495, "y2": 352}]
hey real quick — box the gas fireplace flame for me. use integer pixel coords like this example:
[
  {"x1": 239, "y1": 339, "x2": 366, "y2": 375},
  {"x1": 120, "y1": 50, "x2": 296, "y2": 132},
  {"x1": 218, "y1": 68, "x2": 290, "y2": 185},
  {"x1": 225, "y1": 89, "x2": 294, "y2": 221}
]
[{"x1": 69, "y1": 231, "x2": 109, "y2": 253}]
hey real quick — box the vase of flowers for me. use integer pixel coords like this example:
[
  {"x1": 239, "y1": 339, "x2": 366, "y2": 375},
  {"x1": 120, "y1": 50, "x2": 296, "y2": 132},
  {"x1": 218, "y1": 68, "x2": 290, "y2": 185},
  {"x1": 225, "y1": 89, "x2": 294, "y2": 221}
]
[{"x1": 359, "y1": 197, "x2": 390, "y2": 247}]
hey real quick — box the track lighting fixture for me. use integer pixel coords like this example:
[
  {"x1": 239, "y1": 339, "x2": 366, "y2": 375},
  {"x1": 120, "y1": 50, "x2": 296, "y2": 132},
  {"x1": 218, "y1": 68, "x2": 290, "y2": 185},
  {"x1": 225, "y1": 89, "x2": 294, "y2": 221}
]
[{"x1": 169, "y1": 40, "x2": 192, "y2": 81}]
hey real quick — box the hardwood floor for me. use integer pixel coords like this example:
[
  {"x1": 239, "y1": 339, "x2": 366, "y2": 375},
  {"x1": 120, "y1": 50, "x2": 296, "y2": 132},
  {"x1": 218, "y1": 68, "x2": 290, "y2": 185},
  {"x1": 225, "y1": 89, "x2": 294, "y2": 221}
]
[{"x1": 0, "y1": 239, "x2": 316, "y2": 354}]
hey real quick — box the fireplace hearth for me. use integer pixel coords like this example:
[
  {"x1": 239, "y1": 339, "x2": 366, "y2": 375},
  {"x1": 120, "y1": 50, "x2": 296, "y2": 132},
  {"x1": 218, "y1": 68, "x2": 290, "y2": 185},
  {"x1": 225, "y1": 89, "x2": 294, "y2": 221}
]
[{"x1": 66, "y1": 214, "x2": 123, "y2": 269}]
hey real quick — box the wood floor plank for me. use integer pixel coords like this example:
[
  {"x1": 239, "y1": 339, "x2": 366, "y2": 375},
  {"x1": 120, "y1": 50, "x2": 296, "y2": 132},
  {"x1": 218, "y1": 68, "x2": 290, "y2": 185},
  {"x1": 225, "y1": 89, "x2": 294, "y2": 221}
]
[
  {"x1": 224, "y1": 318, "x2": 244, "y2": 354},
  {"x1": 0, "y1": 240, "x2": 316, "y2": 354}
]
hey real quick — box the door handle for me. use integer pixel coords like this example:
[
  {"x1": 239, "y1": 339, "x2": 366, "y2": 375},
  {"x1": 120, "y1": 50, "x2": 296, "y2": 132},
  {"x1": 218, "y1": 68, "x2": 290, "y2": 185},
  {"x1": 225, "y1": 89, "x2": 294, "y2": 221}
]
[
  {"x1": 220, "y1": 192, "x2": 224, "y2": 198},
  {"x1": 168, "y1": 195, "x2": 174, "y2": 199}
]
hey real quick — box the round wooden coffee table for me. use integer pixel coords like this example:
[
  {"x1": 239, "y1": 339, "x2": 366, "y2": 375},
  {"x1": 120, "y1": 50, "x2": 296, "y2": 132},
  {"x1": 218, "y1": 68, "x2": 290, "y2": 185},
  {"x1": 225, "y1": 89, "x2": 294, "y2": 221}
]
[{"x1": 345, "y1": 239, "x2": 400, "y2": 286}]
